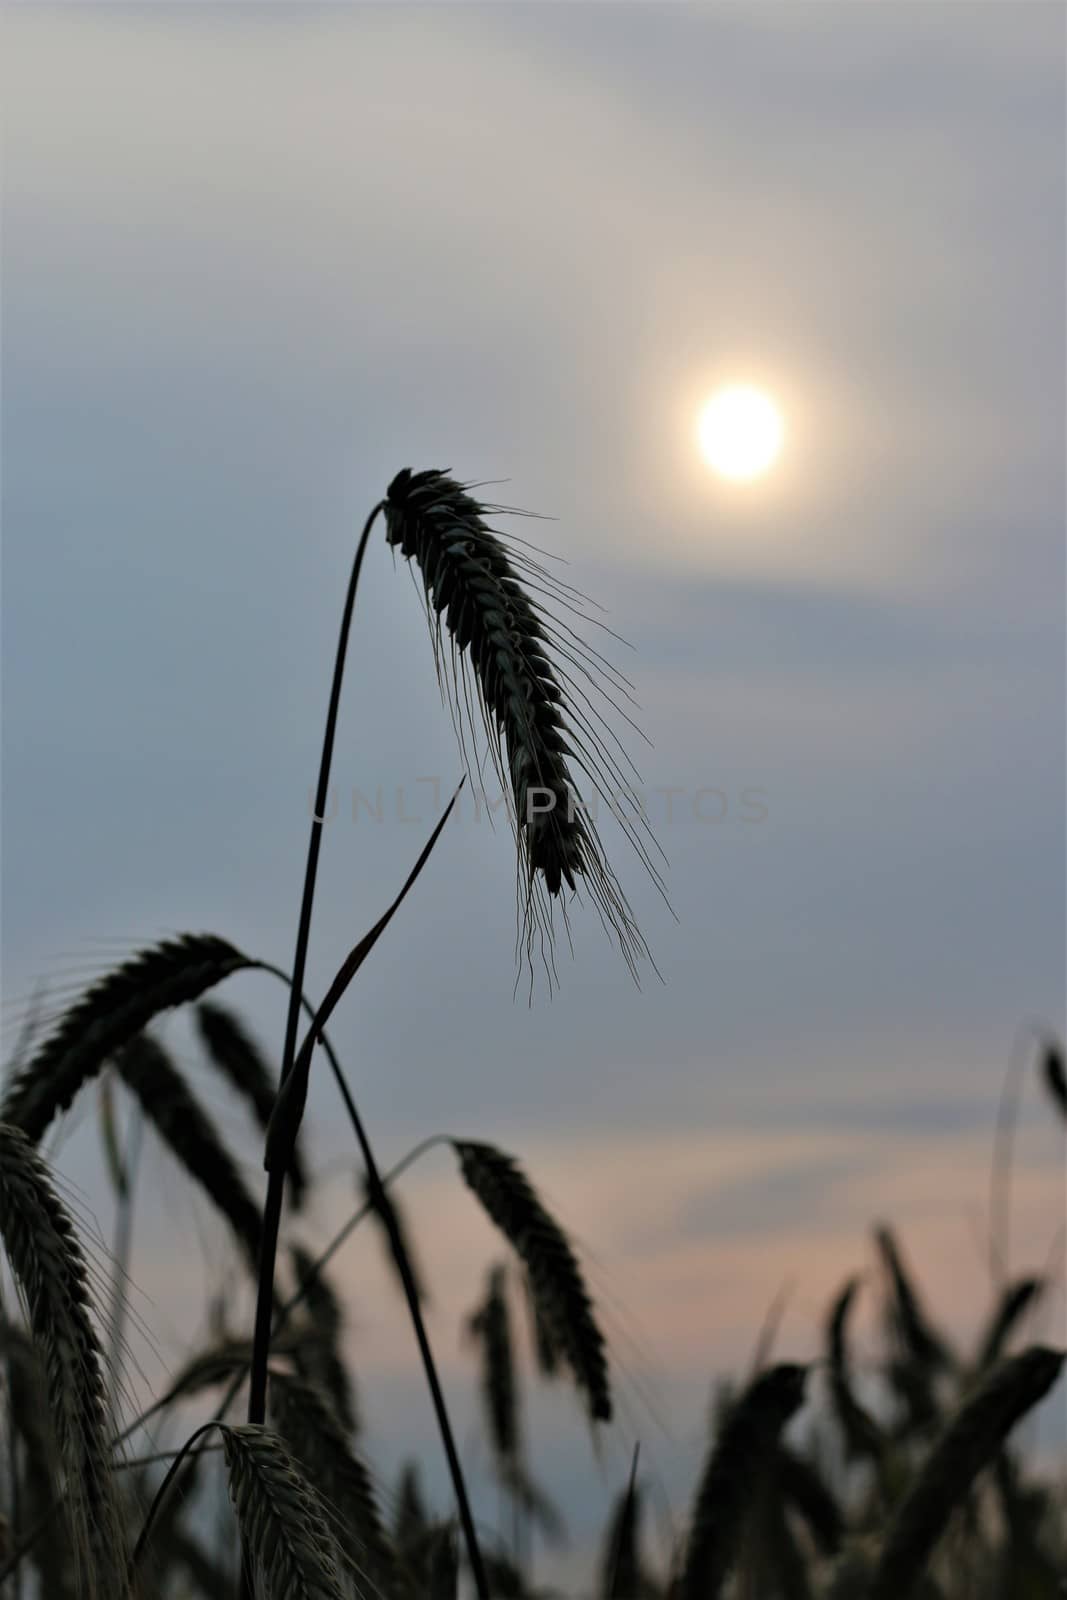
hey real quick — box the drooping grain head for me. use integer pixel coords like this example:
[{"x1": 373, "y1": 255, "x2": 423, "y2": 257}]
[
  {"x1": 466, "y1": 1262, "x2": 520, "y2": 1470},
  {"x1": 454, "y1": 1139, "x2": 611, "y2": 1422},
  {"x1": 869, "y1": 1344, "x2": 1064, "y2": 1600},
  {"x1": 269, "y1": 1370, "x2": 398, "y2": 1596},
  {"x1": 681, "y1": 1363, "x2": 808, "y2": 1600},
  {"x1": 384, "y1": 468, "x2": 665, "y2": 983},
  {"x1": 221, "y1": 1423, "x2": 347, "y2": 1600},
  {"x1": 1, "y1": 933, "x2": 257, "y2": 1143},
  {"x1": 114, "y1": 1031, "x2": 264, "y2": 1273},
  {"x1": 0, "y1": 1122, "x2": 131, "y2": 1600}
]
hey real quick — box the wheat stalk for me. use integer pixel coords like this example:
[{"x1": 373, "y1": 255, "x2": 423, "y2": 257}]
[
  {"x1": 680, "y1": 1363, "x2": 808, "y2": 1600},
  {"x1": 454, "y1": 1140, "x2": 611, "y2": 1422},
  {"x1": 869, "y1": 1345, "x2": 1064, "y2": 1600},
  {"x1": 359, "y1": 1172, "x2": 429, "y2": 1309},
  {"x1": 221, "y1": 1423, "x2": 347, "y2": 1600},
  {"x1": 1, "y1": 934, "x2": 258, "y2": 1142},
  {"x1": 384, "y1": 467, "x2": 665, "y2": 983},
  {"x1": 0, "y1": 1122, "x2": 130, "y2": 1600}
]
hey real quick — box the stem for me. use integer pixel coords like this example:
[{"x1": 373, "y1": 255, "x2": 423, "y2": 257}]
[
  {"x1": 131, "y1": 1421, "x2": 219, "y2": 1573},
  {"x1": 241, "y1": 502, "x2": 381, "y2": 1600},
  {"x1": 242, "y1": 496, "x2": 488, "y2": 1599},
  {"x1": 357, "y1": 1115, "x2": 490, "y2": 1600},
  {"x1": 246, "y1": 501, "x2": 382, "y2": 1432}
]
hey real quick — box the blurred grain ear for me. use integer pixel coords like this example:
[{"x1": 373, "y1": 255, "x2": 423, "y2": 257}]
[
  {"x1": 454, "y1": 1139, "x2": 611, "y2": 1422},
  {"x1": 680, "y1": 1363, "x2": 808, "y2": 1600},
  {"x1": 0, "y1": 1122, "x2": 131, "y2": 1600},
  {"x1": 869, "y1": 1346, "x2": 1064, "y2": 1600}
]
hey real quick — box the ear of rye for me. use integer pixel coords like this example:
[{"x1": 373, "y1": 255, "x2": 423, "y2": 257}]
[
  {"x1": 384, "y1": 467, "x2": 662, "y2": 981},
  {"x1": 869, "y1": 1346, "x2": 1064, "y2": 1600},
  {"x1": 680, "y1": 1363, "x2": 808, "y2": 1600},
  {"x1": 1, "y1": 934, "x2": 257, "y2": 1142},
  {"x1": 114, "y1": 1032, "x2": 264, "y2": 1272},
  {"x1": 269, "y1": 1370, "x2": 398, "y2": 1597},
  {"x1": 454, "y1": 1139, "x2": 611, "y2": 1422},
  {"x1": 221, "y1": 1423, "x2": 347, "y2": 1600},
  {"x1": 0, "y1": 1122, "x2": 131, "y2": 1600}
]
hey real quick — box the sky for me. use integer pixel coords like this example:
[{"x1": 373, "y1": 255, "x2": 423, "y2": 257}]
[{"x1": 2, "y1": 3, "x2": 1065, "y2": 1588}]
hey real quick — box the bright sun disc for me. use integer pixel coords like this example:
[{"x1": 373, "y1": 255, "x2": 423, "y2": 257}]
[{"x1": 698, "y1": 386, "x2": 784, "y2": 482}]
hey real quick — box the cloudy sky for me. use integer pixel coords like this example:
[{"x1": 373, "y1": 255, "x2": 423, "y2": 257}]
[{"x1": 2, "y1": 2, "x2": 1065, "y2": 1585}]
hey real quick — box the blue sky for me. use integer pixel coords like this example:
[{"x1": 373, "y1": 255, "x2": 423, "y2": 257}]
[{"x1": 2, "y1": 3, "x2": 1065, "y2": 1585}]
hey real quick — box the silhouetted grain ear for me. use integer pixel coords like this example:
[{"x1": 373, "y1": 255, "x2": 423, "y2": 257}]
[
  {"x1": 220, "y1": 1424, "x2": 347, "y2": 1600},
  {"x1": 466, "y1": 1263, "x2": 520, "y2": 1471},
  {"x1": 453, "y1": 1139, "x2": 611, "y2": 1422},
  {"x1": 523, "y1": 1261, "x2": 562, "y2": 1377},
  {"x1": 427, "y1": 1523, "x2": 459, "y2": 1600},
  {"x1": 1, "y1": 934, "x2": 258, "y2": 1142},
  {"x1": 289, "y1": 1244, "x2": 359, "y2": 1436},
  {"x1": 393, "y1": 1462, "x2": 430, "y2": 1553},
  {"x1": 160, "y1": 1327, "x2": 303, "y2": 1409},
  {"x1": 269, "y1": 1371, "x2": 398, "y2": 1598},
  {"x1": 384, "y1": 467, "x2": 667, "y2": 985},
  {"x1": 680, "y1": 1363, "x2": 808, "y2": 1600},
  {"x1": 113, "y1": 1032, "x2": 263, "y2": 1272},
  {"x1": 195, "y1": 1000, "x2": 307, "y2": 1207},
  {"x1": 869, "y1": 1345, "x2": 1064, "y2": 1600},
  {"x1": 0, "y1": 1123, "x2": 130, "y2": 1600},
  {"x1": 601, "y1": 1447, "x2": 643, "y2": 1600},
  {"x1": 875, "y1": 1227, "x2": 954, "y2": 1373},
  {"x1": 1041, "y1": 1040, "x2": 1066, "y2": 1121},
  {"x1": 826, "y1": 1277, "x2": 882, "y2": 1460},
  {"x1": 975, "y1": 1277, "x2": 1043, "y2": 1371},
  {"x1": 876, "y1": 1225, "x2": 954, "y2": 1432},
  {"x1": 1, "y1": 1320, "x2": 76, "y2": 1596}
]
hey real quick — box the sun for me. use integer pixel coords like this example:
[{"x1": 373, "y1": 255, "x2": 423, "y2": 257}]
[{"x1": 698, "y1": 386, "x2": 784, "y2": 482}]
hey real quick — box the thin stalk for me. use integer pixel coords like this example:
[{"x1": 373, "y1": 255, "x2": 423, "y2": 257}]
[
  {"x1": 247, "y1": 500, "x2": 383, "y2": 1432},
  {"x1": 357, "y1": 1114, "x2": 490, "y2": 1600},
  {"x1": 241, "y1": 502, "x2": 382, "y2": 1600},
  {"x1": 242, "y1": 498, "x2": 487, "y2": 1600},
  {"x1": 131, "y1": 1421, "x2": 218, "y2": 1573}
]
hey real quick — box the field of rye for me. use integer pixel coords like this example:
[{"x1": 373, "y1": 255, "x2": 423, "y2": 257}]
[{"x1": 1, "y1": 470, "x2": 1064, "y2": 1599}]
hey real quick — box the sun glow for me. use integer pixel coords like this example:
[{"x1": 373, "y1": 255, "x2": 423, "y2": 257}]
[{"x1": 698, "y1": 386, "x2": 784, "y2": 482}]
